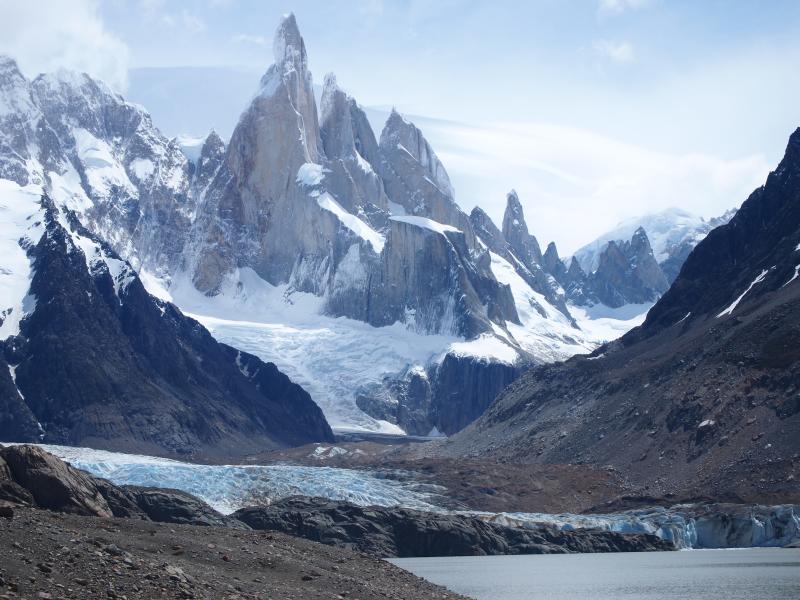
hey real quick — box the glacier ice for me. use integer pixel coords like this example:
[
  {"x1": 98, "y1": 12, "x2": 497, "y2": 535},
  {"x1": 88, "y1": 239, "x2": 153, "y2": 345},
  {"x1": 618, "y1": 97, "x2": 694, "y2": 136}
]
[{"x1": 31, "y1": 444, "x2": 443, "y2": 515}]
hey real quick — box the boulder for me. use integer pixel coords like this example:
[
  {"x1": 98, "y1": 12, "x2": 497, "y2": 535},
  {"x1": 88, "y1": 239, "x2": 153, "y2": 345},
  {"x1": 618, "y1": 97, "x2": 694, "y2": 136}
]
[
  {"x1": 126, "y1": 486, "x2": 246, "y2": 528},
  {"x1": 0, "y1": 445, "x2": 113, "y2": 517}
]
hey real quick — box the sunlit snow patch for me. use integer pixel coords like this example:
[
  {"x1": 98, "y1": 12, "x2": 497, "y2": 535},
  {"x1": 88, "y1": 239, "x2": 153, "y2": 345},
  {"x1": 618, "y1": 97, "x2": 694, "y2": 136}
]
[
  {"x1": 164, "y1": 269, "x2": 456, "y2": 434},
  {"x1": 717, "y1": 269, "x2": 768, "y2": 318},
  {"x1": 0, "y1": 180, "x2": 45, "y2": 340}
]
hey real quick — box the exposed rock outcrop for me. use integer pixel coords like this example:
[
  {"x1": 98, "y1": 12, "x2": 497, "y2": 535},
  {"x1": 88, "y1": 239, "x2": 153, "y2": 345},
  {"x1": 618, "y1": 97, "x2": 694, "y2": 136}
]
[
  {"x1": 431, "y1": 354, "x2": 522, "y2": 435},
  {"x1": 364, "y1": 217, "x2": 518, "y2": 336},
  {"x1": 472, "y1": 195, "x2": 573, "y2": 322},
  {"x1": 0, "y1": 444, "x2": 115, "y2": 517},
  {"x1": 502, "y1": 190, "x2": 543, "y2": 267},
  {"x1": 233, "y1": 496, "x2": 674, "y2": 557},
  {"x1": 588, "y1": 227, "x2": 669, "y2": 307},
  {"x1": 127, "y1": 486, "x2": 245, "y2": 528}
]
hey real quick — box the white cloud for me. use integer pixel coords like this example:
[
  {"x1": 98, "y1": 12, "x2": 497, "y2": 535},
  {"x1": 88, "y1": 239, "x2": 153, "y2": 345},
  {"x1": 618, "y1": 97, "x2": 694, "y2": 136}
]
[
  {"x1": 232, "y1": 34, "x2": 268, "y2": 46},
  {"x1": 0, "y1": 0, "x2": 129, "y2": 91},
  {"x1": 593, "y1": 39, "x2": 635, "y2": 63},
  {"x1": 597, "y1": 0, "x2": 653, "y2": 16},
  {"x1": 415, "y1": 118, "x2": 769, "y2": 254}
]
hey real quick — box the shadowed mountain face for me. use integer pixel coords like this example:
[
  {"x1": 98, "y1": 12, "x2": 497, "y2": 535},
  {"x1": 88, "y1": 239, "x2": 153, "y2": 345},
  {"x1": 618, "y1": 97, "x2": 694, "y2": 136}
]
[
  {"x1": 436, "y1": 129, "x2": 800, "y2": 504},
  {"x1": 0, "y1": 194, "x2": 333, "y2": 459}
]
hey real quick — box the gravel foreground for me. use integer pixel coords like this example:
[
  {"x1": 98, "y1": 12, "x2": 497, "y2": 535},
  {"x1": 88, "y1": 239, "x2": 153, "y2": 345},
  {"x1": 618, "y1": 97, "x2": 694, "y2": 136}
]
[{"x1": 0, "y1": 507, "x2": 468, "y2": 600}]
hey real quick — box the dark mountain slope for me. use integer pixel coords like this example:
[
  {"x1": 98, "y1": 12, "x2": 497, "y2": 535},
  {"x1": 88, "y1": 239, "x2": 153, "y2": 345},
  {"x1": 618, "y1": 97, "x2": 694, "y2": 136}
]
[
  {"x1": 435, "y1": 129, "x2": 800, "y2": 504},
  {"x1": 0, "y1": 195, "x2": 333, "y2": 459}
]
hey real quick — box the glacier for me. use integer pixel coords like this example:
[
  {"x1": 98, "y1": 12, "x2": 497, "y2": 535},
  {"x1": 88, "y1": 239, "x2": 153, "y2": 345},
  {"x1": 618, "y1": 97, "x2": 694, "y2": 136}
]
[
  {"x1": 24, "y1": 443, "x2": 444, "y2": 515},
  {"x1": 484, "y1": 505, "x2": 800, "y2": 550},
  {"x1": 15, "y1": 443, "x2": 798, "y2": 550}
]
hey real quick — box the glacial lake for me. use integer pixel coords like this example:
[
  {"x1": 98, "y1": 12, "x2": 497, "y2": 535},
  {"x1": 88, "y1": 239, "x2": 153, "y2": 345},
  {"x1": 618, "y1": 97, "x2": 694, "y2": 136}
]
[{"x1": 391, "y1": 548, "x2": 800, "y2": 600}]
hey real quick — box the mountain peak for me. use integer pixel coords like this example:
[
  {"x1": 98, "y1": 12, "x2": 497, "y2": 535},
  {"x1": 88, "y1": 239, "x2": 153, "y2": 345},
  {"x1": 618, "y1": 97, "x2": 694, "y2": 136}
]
[
  {"x1": 323, "y1": 72, "x2": 338, "y2": 92},
  {"x1": 776, "y1": 126, "x2": 800, "y2": 174},
  {"x1": 273, "y1": 12, "x2": 307, "y2": 71},
  {"x1": 502, "y1": 190, "x2": 544, "y2": 268},
  {"x1": 0, "y1": 55, "x2": 22, "y2": 77},
  {"x1": 379, "y1": 110, "x2": 454, "y2": 199},
  {"x1": 502, "y1": 190, "x2": 527, "y2": 234}
]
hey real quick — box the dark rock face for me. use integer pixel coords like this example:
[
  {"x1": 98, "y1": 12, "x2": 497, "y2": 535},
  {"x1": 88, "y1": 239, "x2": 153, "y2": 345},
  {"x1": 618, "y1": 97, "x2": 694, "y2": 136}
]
[
  {"x1": 356, "y1": 367, "x2": 435, "y2": 436},
  {"x1": 542, "y1": 242, "x2": 567, "y2": 282},
  {"x1": 0, "y1": 445, "x2": 114, "y2": 517},
  {"x1": 431, "y1": 354, "x2": 523, "y2": 436},
  {"x1": 0, "y1": 353, "x2": 40, "y2": 442},
  {"x1": 233, "y1": 496, "x2": 674, "y2": 558},
  {"x1": 319, "y1": 73, "x2": 387, "y2": 225},
  {"x1": 126, "y1": 486, "x2": 245, "y2": 528},
  {"x1": 548, "y1": 227, "x2": 669, "y2": 308},
  {"x1": 0, "y1": 196, "x2": 333, "y2": 458},
  {"x1": 439, "y1": 129, "x2": 800, "y2": 503},
  {"x1": 356, "y1": 354, "x2": 522, "y2": 436},
  {"x1": 641, "y1": 128, "x2": 800, "y2": 337},
  {"x1": 376, "y1": 110, "x2": 475, "y2": 248},
  {"x1": 364, "y1": 218, "x2": 518, "y2": 337},
  {"x1": 588, "y1": 227, "x2": 669, "y2": 307},
  {"x1": 0, "y1": 449, "x2": 34, "y2": 506},
  {"x1": 190, "y1": 130, "x2": 226, "y2": 195}
]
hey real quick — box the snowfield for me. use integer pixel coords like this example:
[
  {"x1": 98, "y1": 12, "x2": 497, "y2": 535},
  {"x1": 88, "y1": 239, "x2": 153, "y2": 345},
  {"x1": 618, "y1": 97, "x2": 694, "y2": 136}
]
[
  {"x1": 0, "y1": 180, "x2": 45, "y2": 340},
  {"x1": 158, "y1": 269, "x2": 457, "y2": 434},
  {"x1": 147, "y1": 266, "x2": 647, "y2": 434}
]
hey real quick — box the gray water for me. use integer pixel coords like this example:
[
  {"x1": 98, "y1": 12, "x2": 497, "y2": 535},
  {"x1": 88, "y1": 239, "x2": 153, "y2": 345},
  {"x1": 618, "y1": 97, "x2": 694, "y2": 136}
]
[{"x1": 391, "y1": 548, "x2": 800, "y2": 600}]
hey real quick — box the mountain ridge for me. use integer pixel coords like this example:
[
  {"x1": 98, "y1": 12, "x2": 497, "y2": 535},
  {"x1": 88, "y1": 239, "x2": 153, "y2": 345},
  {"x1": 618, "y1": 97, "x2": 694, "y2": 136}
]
[{"x1": 431, "y1": 128, "x2": 800, "y2": 502}]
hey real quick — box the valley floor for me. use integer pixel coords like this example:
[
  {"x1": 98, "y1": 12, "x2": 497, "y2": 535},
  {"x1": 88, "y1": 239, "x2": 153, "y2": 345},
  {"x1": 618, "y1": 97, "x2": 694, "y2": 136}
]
[{"x1": 0, "y1": 506, "x2": 466, "y2": 600}]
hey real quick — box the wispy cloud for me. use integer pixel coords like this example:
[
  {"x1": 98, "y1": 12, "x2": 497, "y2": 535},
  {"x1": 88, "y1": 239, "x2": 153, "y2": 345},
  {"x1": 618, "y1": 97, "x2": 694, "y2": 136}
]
[
  {"x1": 232, "y1": 33, "x2": 268, "y2": 46},
  {"x1": 139, "y1": 1, "x2": 205, "y2": 34},
  {"x1": 419, "y1": 118, "x2": 769, "y2": 253},
  {"x1": 593, "y1": 39, "x2": 635, "y2": 63},
  {"x1": 597, "y1": 0, "x2": 653, "y2": 16}
]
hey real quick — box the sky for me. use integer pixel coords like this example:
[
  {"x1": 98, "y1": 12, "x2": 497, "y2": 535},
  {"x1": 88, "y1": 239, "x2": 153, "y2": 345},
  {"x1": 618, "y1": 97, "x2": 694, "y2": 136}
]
[{"x1": 1, "y1": 0, "x2": 799, "y2": 253}]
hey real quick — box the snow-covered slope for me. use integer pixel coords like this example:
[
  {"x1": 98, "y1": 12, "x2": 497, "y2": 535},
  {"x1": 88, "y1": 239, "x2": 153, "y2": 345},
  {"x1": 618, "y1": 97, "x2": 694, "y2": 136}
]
[
  {"x1": 0, "y1": 56, "x2": 193, "y2": 279},
  {"x1": 572, "y1": 207, "x2": 733, "y2": 273},
  {"x1": 0, "y1": 180, "x2": 45, "y2": 340}
]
